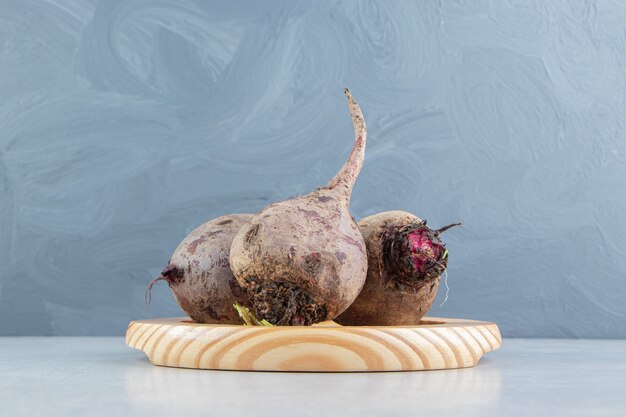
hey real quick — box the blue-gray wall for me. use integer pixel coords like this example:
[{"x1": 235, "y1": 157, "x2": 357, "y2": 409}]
[{"x1": 1, "y1": 0, "x2": 625, "y2": 337}]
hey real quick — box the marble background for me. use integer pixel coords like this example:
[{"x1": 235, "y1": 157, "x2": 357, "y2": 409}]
[{"x1": 1, "y1": 0, "x2": 625, "y2": 337}]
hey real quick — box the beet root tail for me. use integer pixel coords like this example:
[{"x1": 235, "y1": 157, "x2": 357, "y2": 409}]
[
  {"x1": 326, "y1": 88, "x2": 366, "y2": 195},
  {"x1": 145, "y1": 275, "x2": 166, "y2": 309}
]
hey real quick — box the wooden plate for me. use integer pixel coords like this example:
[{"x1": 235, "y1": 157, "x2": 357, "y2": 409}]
[{"x1": 126, "y1": 317, "x2": 501, "y2": 372}]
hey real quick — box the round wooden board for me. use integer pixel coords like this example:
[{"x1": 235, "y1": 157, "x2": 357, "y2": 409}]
[{"x1": 126, "y1": 317, "x2": 501, "y2": 372}]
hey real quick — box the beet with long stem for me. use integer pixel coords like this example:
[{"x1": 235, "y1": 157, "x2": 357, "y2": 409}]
[{"x1": 229, "y1": 89, "x2": 368, "y2": 326}]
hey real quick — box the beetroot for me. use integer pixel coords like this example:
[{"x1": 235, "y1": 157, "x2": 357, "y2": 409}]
[
  {"x1": 335, "y1": 211, "x2": 461, "y2": 326},
  {"x1": 147, "y1": 214, "x2": 253, "y2": 324},
  {"x1": 229, "y1": 89, "x2": 368, "y2": 326}
]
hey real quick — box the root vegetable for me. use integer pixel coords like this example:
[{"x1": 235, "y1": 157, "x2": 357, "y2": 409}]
[
  {"x1": 146, "y1": 214, "x2": 253, "y2": 324},
  {"x1": 229, "y1": 89, "x2": 368, "y2": 326},
  {"x1": 335, "y1": 211, "x2": 461, "y2": 326}
]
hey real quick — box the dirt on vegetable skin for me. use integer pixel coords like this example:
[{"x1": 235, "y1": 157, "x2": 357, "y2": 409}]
[
  {"x1": 229, "y1": 89, "x2": 368, "y2": 326},
  {"x1": 146, "y1": 214, "x2": 253, "y2": 324},
  {"x1": 335, "y1": 211, "x2": 461, "y2": 326}
]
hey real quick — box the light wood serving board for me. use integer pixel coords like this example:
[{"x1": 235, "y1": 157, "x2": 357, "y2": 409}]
[{"x1": 126, "y1": 317, "x2": 501, "y2": 372}]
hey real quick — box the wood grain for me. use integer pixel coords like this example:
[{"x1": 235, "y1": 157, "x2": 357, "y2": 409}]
[{"x1": 126, "y1": 317, "x2": 501, "y2": 372}]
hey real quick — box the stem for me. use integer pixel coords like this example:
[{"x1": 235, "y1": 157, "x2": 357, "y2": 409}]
[
  {"x1": 326, "y1": 88, "x2": 367, "y2": 196},
  {"x1": 233, "y1": 303, "x2": 273, "y2": 326},
  {"x1": 434, "y1": 222, "x2": 463, "y2": 236}
]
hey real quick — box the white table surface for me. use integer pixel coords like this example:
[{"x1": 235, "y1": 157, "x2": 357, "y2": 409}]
[{"x1": 1, "y1": 337, "x2": 625, "y2": 417}]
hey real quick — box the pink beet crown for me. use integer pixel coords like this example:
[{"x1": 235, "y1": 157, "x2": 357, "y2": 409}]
[{"x1": 406, "y1": 229, "x2": 445, "y2": 273}]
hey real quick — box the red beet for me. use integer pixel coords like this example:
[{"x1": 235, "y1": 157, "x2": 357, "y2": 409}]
[
  {"x1": 229, "y1": 89, "x2": 368, "y2": 325},
  {"x1": 147, "y1": 214, "x2": 253, "y2": 324},
  {"x1": 335, "y1": 211, "x2": 461, "y2": 326}
]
